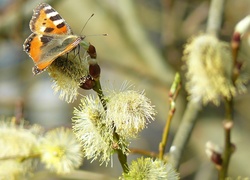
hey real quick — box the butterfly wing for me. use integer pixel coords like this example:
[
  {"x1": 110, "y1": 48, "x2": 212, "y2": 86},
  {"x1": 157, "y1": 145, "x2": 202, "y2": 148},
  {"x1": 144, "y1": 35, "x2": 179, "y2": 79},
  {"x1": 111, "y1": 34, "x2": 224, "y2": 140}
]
[
  {"x1": 24, "y1": 33, "x2": 83, "y2": 73},
  {"x1": 23, "y1": 3, "x2": 83, "y2": 74},
  {"x1": 29, "y1": 3, "x2": 72, "y2": 35}
]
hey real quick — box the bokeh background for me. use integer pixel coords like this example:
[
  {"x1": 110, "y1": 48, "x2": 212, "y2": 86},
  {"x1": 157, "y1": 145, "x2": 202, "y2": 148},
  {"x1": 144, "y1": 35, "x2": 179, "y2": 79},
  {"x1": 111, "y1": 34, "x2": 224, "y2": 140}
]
[{"x1": 0, "y1": 0, "x2": 250, "y2": 179}]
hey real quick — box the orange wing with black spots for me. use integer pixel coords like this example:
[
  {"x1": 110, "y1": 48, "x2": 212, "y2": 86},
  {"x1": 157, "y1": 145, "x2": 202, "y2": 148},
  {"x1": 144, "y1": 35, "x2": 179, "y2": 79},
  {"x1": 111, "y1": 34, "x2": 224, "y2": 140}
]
[
  {"x1": 23, "y1": 3, "x2": 84, "y2": 75},
  {"x1": 29, "y1": 3, "x2": 72, "y2": 35}
]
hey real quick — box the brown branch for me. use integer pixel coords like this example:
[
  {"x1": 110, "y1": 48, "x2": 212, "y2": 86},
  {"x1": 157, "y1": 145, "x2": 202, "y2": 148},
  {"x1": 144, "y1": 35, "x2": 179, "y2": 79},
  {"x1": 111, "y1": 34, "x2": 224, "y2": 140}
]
[{"x1": 129, "y1": 148, "x2": 158, "y2": 158}]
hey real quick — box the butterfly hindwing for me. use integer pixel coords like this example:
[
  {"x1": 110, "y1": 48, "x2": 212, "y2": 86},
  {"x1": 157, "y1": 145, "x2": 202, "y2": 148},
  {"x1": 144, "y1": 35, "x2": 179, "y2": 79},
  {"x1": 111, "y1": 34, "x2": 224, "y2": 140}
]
[
  {"x1": 36, "y1": 35, "x2": 83, "y2": 69},
  {"x1": 24, "y1": 33, "x2": 83, "y2": 70}
]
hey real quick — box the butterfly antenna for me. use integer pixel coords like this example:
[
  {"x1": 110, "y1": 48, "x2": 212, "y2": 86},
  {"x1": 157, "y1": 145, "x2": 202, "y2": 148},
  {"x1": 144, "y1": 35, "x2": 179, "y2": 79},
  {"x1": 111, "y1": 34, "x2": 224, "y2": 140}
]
[
  {"x1": 86, "y1": 33, "x2": 108, "y2": 37},
  {"x1": 80, "y1": 13, "x2": 95, "y2": 35}
]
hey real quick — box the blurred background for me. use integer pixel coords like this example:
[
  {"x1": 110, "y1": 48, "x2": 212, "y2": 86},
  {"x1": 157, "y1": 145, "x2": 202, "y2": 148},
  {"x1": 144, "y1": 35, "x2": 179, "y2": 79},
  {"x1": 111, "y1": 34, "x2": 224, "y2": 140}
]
[{"x1": 0, "y1": 0, "x2": 250, "y2": 179}]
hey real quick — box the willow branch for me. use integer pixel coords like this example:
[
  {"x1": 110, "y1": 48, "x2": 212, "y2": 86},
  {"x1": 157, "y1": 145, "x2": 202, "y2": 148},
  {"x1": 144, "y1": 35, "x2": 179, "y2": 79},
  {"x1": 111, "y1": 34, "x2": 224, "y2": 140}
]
[
  {"x1": 129, "y1": 148, "x2": 158, "y2": 158},
  {"x1": 168, "y1": 101, "x2": 201, "y2": 169},
  {"x1": 159, "y1": 73, "x2": 181, "y2": 160},
  {"x1": 206, "y1": 0, "x2": 226, "y2": 36}
]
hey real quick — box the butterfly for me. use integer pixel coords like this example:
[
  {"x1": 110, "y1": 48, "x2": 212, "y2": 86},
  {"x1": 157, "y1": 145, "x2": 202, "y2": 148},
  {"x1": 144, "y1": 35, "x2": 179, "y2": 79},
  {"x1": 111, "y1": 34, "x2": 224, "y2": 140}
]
[{"x1": 23, "y1": 3, "x2": 85, "y2": 75}]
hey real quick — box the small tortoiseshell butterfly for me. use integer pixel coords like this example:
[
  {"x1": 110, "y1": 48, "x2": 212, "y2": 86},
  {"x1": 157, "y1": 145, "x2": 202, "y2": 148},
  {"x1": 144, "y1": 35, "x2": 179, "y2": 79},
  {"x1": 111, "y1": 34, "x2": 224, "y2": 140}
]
[{"x1": 23, "y1": 3, "x2": 85, "y2": 75}]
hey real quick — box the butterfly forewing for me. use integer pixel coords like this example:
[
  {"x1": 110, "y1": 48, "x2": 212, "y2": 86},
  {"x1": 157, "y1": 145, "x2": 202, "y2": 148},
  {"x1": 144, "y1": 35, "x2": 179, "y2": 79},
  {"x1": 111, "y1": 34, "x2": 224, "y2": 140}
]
[{"x1": 30, "y1": 3, "x2": 72, "y2": 35}]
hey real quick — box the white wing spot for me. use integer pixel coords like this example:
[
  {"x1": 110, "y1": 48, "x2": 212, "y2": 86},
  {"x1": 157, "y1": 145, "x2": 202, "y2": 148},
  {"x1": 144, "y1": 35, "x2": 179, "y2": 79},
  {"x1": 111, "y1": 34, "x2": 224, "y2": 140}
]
[
  {"x1": 53, "y1": 19, "x2": 64, "y2": 26},
  {"x1": 46, "y1": 11, "x2": 58, "y2": 18},
  {"x1": 40, "y1": 26, "x2": 46, "y2": 32},
  {"x1": 44, "y1": 5, "x2": 52, "y2": 10}
]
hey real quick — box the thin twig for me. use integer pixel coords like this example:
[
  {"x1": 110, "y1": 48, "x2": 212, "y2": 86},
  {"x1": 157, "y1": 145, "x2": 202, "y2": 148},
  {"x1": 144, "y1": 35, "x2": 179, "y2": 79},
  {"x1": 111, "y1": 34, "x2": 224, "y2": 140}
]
[
  {"x1": 113, "y1": 130, "x2": 129, "y2": 173},
  {"x1": 92, "y1": 79, "x2": 107, "y2": 111},
  {"x1": 159, "y1": 73, "x2": 181, "y2": 160},
  {"x1": 129, "y1": 148, "x2": 158, "y2": 158},
  {"x1": 219, "y1": 120, "x2": 234, "y2": 179},
  {"x1": 219, "y1": 15, "x2": 242, "y2": 179}
]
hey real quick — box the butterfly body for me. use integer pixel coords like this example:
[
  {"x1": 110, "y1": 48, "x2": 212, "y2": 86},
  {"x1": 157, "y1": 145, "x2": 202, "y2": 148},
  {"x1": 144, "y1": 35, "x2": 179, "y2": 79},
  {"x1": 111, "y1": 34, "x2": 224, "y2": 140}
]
[{"x1": 23, "y1": 3, "x2": 84, "y2": 75}]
